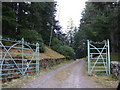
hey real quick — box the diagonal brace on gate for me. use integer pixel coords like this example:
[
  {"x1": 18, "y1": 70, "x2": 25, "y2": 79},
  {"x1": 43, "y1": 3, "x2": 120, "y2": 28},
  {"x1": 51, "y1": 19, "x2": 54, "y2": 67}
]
[
  {"x1": 87, "y1": 40, "x2": 111, "y2": 75},
  {"x1": 90, "y1": 43, "x2": 107, "y2": 73},
  {"x1": 0, "y1": 41, "x2": 23, "y2": 74}
]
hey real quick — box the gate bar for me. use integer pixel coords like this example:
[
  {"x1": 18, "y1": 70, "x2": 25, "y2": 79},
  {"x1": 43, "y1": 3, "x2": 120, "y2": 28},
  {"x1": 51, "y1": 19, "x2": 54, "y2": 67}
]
[
  {"x1": 87, "y1": 40, "x2": 110, "y2": 74},
  {"x1": 87, "y1": 40, "x2": 90, "y2": 73},
  {"x1": 36, "y1": 43, "x2": 40, "y2": 72},
  {"x1": 107, "y1": 39, "x2": 110, "y2": 75}
]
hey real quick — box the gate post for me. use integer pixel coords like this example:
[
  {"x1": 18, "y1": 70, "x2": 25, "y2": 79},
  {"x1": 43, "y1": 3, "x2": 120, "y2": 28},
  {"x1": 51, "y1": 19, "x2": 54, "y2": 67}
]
[
  {"x1": 36, "y1": 43, "x2": 40, "y2": 72},
  {"x1": 21, "y1": 38, "x2": 24, "y2": 75},
  {"x1": 107, "y1": 39, "x2": 110, "y2": 75},
  {"x1": 87, "y1": 40, "x2": 90, "y2": 73},
  {"x1": 0, "y1": 36, "x2": 2, "y2": 65},
  {"x1": 0, "y1": 36, "x2": 2, "y2": 84}
]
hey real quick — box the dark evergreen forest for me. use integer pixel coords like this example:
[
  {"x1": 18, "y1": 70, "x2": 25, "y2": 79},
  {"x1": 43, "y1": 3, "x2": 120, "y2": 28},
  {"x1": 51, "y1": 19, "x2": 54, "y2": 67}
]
[
  {"x1": 2, "y1": 1, "x2": 120, "y2": 60},
  {"x1": 73, "y1": 2, "x2": 120, "y2": 60}
]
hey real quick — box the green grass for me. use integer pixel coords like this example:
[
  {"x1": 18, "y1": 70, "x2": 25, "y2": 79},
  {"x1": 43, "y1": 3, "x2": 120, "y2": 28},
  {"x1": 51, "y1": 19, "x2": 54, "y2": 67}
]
[{"x1": 2, "y1": 60, "x2": 74, "y2": 88}]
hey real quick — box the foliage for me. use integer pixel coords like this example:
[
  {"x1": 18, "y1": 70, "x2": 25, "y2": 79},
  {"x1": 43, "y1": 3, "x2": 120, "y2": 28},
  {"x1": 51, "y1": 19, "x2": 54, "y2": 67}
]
[
  {"x1": 2, "y1": 2, "x2": 58, "y2": 41},
  {"x1": 16, "y1": 29, "x2": 45, "y2": 52},
  {"x1": 73, "y1": 2, "x2": 120, "y2": 58},
  {"x1": 2, "y1": 2, "x2": 61, "y2": 53},
  {"x1": 2, "y1": 2, "x2": 77, "y2": 58},
  {"x1": 16, "y1": 29, "x2": 43, "y2": 43},
  {"x1": 51, "y1": 37, "x2": 63, "y2": 52},
  {"x1": 2, "y1": 3, "x2": 19, "y2": 38},
  {"x1": 59, "y1": 45, "x2": 75, "y2": 59},
  {"x1": 51, "y1": 37, "x2": 75, "y2": 59}
]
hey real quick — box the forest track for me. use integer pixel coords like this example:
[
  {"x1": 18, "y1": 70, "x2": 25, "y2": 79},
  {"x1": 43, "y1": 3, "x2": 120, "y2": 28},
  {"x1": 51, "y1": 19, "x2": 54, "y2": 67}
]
[{"x1": 22, "y1": 60, "x2": 107, "y2": 88}]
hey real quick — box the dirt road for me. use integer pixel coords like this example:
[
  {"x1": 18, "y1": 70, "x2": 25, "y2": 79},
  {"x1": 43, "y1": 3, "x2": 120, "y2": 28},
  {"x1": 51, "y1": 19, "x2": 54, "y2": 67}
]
[{"x1": 22, "y1": 60, "x2": 106, "y2": 88}]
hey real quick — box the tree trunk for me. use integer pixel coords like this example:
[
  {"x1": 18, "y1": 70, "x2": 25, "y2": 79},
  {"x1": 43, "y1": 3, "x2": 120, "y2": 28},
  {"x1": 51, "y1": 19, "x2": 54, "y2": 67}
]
[{"x1": 110, "y1": 31, "x2": 115, "y2": 55}]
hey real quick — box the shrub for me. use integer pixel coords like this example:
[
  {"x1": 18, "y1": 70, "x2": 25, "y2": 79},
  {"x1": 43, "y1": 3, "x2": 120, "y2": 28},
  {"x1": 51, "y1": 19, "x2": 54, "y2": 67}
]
[
  {"x1": 51, "y1": 37, "x2": 75, "y2": 59},
  {"x1": 59, "y1": 45, "x2": 75, "y2": 59},
  {"x1": 51, "y1": 37, "x2": 63, "y2": 52}
]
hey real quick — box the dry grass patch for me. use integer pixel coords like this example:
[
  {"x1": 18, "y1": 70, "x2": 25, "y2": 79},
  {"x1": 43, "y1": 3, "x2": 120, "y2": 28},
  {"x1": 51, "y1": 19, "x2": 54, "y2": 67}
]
[{"x1": 89, "y1": 74, "x2": 119, "y2": 88}]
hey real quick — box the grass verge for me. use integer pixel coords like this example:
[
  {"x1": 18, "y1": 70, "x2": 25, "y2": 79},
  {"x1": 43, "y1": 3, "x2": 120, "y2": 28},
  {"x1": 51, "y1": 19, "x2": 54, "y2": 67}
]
[
  {"x1": 84, "y1": 58, "x2": 119, "y2": 88},
  {"x1": 88, "y1": 74, "x2": 119, "y2": 88},
  {"x1": 2, "y1": 60, "x2": 74, "y2": 88}
]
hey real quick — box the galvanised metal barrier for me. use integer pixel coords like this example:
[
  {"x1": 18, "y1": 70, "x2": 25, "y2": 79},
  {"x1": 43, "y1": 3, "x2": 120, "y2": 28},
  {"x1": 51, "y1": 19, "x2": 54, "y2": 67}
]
[
  {"x1": 87, "y1": 40, "x2": 110, "y2": 75},
  {"x1": 0, "y1": 38, "x2": 40, "y2": 81}
]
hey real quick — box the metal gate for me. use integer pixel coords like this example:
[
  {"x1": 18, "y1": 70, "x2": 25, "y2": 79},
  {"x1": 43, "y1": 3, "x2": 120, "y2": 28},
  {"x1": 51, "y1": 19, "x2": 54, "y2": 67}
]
[
  {"x1": 87, "y1": 40, "x2": 110, "y2": 75},
  {"x1": 0, "y1": 38, "x2": 40, "y2": 81}
]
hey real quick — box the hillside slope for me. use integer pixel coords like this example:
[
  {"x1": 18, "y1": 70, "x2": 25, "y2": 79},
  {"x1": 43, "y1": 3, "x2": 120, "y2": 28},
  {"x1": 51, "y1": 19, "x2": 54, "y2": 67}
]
[
  {"x1": 40, "y1": 46, "x2": 65, "y2": 60},
  {"x1": 1, "y1": 45, "x2": 65, "y2": 60}
]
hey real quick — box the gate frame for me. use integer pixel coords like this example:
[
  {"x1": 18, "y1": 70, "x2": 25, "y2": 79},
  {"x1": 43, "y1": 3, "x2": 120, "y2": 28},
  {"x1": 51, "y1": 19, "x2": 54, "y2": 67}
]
[
  {"x1": 87, "y1": 39, "x2": 110, "y2": 75},
  {"x1": 0, "y1": 37, "x2": 40, "y2": 80}
]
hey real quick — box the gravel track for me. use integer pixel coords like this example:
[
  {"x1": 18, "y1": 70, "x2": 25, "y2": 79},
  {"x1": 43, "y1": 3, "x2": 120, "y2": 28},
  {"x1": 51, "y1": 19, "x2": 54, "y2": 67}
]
[{"x1": 22, "y1": 60, "x2": 106, "y2": 88}]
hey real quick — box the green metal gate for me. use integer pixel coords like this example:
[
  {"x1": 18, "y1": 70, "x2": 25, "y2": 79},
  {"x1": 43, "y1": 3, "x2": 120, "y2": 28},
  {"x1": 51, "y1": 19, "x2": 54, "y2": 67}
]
[
  {"x1": 0, "y1": 38, "x2": 40, "y2": 81},
  {"x1": 87, "y1": 40, "x2": 110, "y2": 75}
]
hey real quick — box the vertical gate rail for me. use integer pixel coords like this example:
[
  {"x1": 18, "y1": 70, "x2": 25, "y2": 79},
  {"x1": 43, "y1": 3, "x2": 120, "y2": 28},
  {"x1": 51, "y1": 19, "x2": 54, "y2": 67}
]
[
  {"x1": 87, "y1": 40, "x2": 110, "y2": 75},
  {"x1": 36, "y1": 43, "x2": 39, "y2": 72},
  {"x1": 107, "y1": 39, "x2": 110, "y2": 75},
  {"x1": 0, "y1": 38, "x2": 40, "y2": 81}
]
